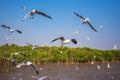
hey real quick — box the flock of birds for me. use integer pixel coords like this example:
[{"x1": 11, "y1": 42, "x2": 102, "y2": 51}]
[
  {"x1": 1, "y1": 6, "x2": 99, "y2": 47},
  {"x1": 0, "y1": 5, "x2": 118, "y2": 80}
]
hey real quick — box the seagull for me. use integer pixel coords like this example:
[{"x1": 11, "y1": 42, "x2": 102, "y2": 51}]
[
  {"x1": 1, "y1": 24, "x2": 22, "y2": 34},
  {"x1": 1, "y1": 24, "x2": 10, "y2": 29},
  {"x1": 21, "y1": 6, "x2": 27, "y2": 12},
  {"x1": 73, "y1": 30, "x2": 79, "y2": 35},
  {"x1": 10, "y1": 52, "x2": 26, "y2": 58},
  {"x1": 86, "y1": 36, "x2": 90, "y2": 40},
  {"x1": 26, "y1": 42, "x2": 38, "y2": 50},
  {"x1": 97, "y1": 65, "x2": 100, "y2": 70},
  {"x1": 107, "y1": 63, "x2": 111, "y2": 69},
  {"x1": 51, "y1": 36, "x2": 77, "y2": 46},
  {"x1": 32, "y1": 76, "x2": 48, "y2": 80},
  {"x1": 22, "y1": 9, "x2": 52, "y2": 21},
  {"x1": 10, "y1": 52, "x2": 26, "y2": 63},
  {"x1": 113, "y1": 44, "x2": 118, "y2": 50},
  {"x1": 75, "y1": 66, "x2": 79, "y2": 70},
  {"x1": 74, "y1": 12, "x2": 97, "y2": 32},
  {"x1": 16, "y1": 61, "x2": 39, "y2": 74},
  {"x1": 99, "y1": 25, "x2": 103, "y2": 29},
  {"x1": 91, "y1": 60, "x2": 94, "y2": 64}
]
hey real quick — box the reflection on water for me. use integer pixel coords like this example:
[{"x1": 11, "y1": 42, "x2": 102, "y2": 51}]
[{"x1": 0, "y1": 62, "x2": 120, "y2": 80}]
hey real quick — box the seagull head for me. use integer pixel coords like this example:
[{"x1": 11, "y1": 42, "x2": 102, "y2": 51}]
[
  {"x1": 84, "y1": 17, "x2": 90, "y2": 22},
  {"x1": 32, "y1": 9, "x2": 36, "y2": 13}
]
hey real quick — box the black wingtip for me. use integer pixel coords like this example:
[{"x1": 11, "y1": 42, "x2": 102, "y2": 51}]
[
  {"x1": 36, "y1": 70, "x2": 39, "y2": 74},
  {"x1": 49, "y1": 17, "x2": 53, "y2": 20},
  {"x1": 73, "y1": 12, "x2": 77, "y2": 15}
]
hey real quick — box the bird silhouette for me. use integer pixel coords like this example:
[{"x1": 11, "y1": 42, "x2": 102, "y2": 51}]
[
  {"x1": 22, "y1": 9, "x2": 52, "y2": 21},
  {"x1": 74, "y1": 12, "x2": 97, "y2": 32},
  {"x1": 16, "y1": 61, "x2": 39, "y2": 74},
  {"x1": 1, "y1": 24, "x2": 22, "y2": 34},
  {"x1": 51, "y1": 36, "x2": 77, "y2": 46}
]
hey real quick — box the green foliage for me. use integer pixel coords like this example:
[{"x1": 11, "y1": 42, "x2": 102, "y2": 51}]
[{"x1": 0, "y1": 44, "x2": 120, "y2": 65}]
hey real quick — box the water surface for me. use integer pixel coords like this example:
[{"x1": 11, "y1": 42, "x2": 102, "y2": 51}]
[{"x1": 0, "y1": 62, "x2": 120, "y2": 80}]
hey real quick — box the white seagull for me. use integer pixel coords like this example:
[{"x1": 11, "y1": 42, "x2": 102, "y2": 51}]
[
  {"x1": 1, "y1": 24, "x2": 22, "y2": 34},
  {"x1": 22, "y1": 9, "x2": 52, "y2": 21},
  {"x1": 32, "y1": 76, "x2": 48, "y2": 80},
  {"x1": 26, "y1": 42, "x2": 38, "y2": 50},
  {"x1": 16, "y1": 61, "x2": 39, "y2": 74},
  {"x1": 73, "y1": 30, "x2": 79, "y2": 35},
  {"x1": 107, "y1": 63, "x2": 111, "y2": 69},
  {"x1": 51, "y1": 36, "x2": 77, "y2": 46},
  {"x1": 97, "y1": 65, "x2": 100, "y2": 70},
  {"x1": 10, "y1": 52, "x2": 26, "y2": 58},
  {"x1": 99, "y1": 25, "x2": 103, "y2": 29},
  {"x1": 86, "y1": 36, "x2": 90, "y2": 41},
  {"x1": 113, "y1": 44, "x2": 118, "y2": 50},
  {"x1": 74, "y1": 12, "x2": 97, "y2": 32}
]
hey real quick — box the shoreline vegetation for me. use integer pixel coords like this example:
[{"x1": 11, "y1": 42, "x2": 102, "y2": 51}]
[{"x1": 0, "y1": 44, "x2": 120, "y2": 66}]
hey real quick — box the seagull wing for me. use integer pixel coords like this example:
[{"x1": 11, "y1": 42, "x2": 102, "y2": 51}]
[
  {"x1": 21, "y1": 6, "x2": 27, "y2": 12},
  {"x1": 39, "y1": 76, "x2": 48, "y2": 80},
  {"x1": 26, "y1": 42, "x2": 33, "y2": 46},
  {"x1": 1, "y1": 24, "x2": 11, "y2": 29},
  {"x1": 51, "y1": 37, "x2": 65, "y2": 43},
  {"x1": 16, "y1": 30, "x2": 22, "y2": 34},
  {"x1": 22, "y1": 11, "x2": 31, "y2": 21},
  {"x1": 71, "y1": 39, "x2": 77, "y2": 44},
  {"x1": 86, "y1": 21, "x2": 97, "y2": 32},
  {"x1": 30, "y1": 64, "x2": 39, "y2": 74},
  {"x1": 74, "y1": 12, "x2": 85, "y2": 20},
  {"x1": 35, "y1": 10, "x2": 52, "y2": 19}
]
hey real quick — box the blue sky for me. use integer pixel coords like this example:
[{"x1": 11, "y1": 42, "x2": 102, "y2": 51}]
[{"x1": 0, "y1": 0, "x2": 120, "y2": 50}]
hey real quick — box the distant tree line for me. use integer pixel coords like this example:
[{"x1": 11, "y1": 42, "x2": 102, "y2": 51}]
[{"x1": 0, "y1": 44, "x2": 120, "y2": 66}]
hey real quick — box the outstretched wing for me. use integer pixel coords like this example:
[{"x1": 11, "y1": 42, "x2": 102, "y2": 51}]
[
  {"x1": 10, "y1": 52, "x2": 26, "y2": 59},
  {"x1": 71, "y1": 39, "x2": 77, "y2": 44},
  {"x1": 35, "y1": 10, "x2": 53, "y2": 19},
  {"x1": 74, "y1": 12, "x2": 85, "y2": 20},
  {"x1": 26, "y1": 42, "x2": 33, "y2": 46},
  {"x1": 51, "y1": 37, "x2": 65, "y2": 43},
  {"x1": 1, "y1": 24, "x2": 11, "y2": 29},
  {"x1": 22, "y1": 11, "x2": 31, "y2": 21},
  {"x1": 86, "y1": 22, "x2": 97, "y2": 32},
  {"x1": 30, "y1": 64, "x2": 39, "y2": 74},
  {"x1": 16, "y1": 30, "x2": 22, "y2": 34},
  {"x1": 21, "y1": 6, "x2": 27, "y2": 12}
]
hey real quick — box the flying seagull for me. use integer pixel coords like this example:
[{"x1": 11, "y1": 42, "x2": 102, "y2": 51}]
[
  {"x1": 10, "y1": 52, "x2": 26, "y2": 62},
  {"x1": 1, "y1": 24, "x2": 10, "y2": 29},
  {"x1": 16, "y1": 61, "x2": 39, "y2": 74},
  {"x1": 73, "y1": 30, "x2": 79, "y2": 35},
  {"x1": 113, "y1": 44, "x2": 118, "y2": 50},
  {"x1": 99, "y1": 25, "x2": 103, "y2": 29},
  {"x1": 74, "y1": 12, "x2": 97, "y2": 32},
  {"x1": 26, "y1": 42, "x2": 38, "y2": 50},
  {"x1": 21, "y1": 6, "x2": 27, "y2": 12},
  {"x1": 107, "y1": 63, "x2": 111, "y2": 69},
  {"x1": 1, "y1": 24, "x2": 22, "y2": 34},
  {"x1": 10, "y1": 52, "x2": 26, "y2": 58},
  {"x1": 86, "y1": 36, "x2": 90, "y2": 40},
  {"x1": 22, "y1": 9, "x2": 52, "y2": 21},
  {"x1": 97, "y1": 64, "x2": 100, "y2": 70},
  {"x1": 51, "y1": 36, "x2": 77, "y2": 46}
]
